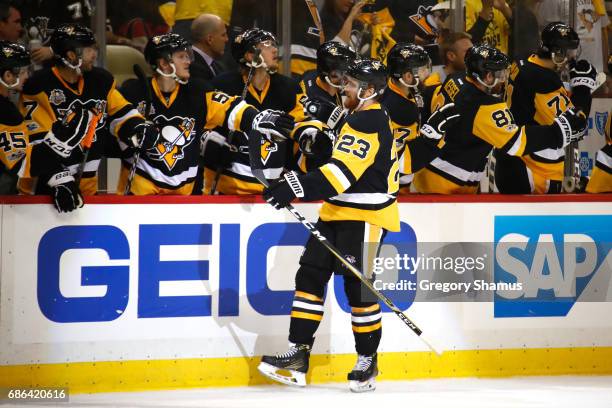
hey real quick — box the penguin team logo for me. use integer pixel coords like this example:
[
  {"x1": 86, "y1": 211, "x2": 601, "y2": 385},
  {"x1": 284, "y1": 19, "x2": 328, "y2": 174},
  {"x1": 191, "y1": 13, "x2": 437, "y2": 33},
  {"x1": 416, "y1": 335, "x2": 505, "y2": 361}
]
[
  {"x1": 408, "y1": 6, "x2": 438, "y2": 41},
  {"x1": 260, "y1": 139, "x2": 278, "y2": 165},
  {"x1": 58, "y1": 99, "x2": 108, "y2": 130},
  {"x1": 49, "y1": 89, "x2": 66, "y2": 106},
  {"x1": 150, "y1": 115, "x2": 197, "y2": 170}
]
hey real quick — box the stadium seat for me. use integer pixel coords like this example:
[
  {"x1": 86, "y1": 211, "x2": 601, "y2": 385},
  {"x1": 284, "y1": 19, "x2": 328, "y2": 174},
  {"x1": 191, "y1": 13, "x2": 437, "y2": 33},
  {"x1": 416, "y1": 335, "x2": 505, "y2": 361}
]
[{"x1": 106, "y1": 45, "x2": 152, "y2": 87}]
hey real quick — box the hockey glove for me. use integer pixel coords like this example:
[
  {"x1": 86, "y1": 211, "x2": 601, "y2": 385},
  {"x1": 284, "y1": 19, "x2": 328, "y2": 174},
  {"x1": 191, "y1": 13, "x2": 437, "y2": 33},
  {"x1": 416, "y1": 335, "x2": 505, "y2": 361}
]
[
  {"x1": 200, "y1": 130, "x2": 233, "y2": 168},
  {"x1": 569, "y1": 59, "x2": 599, "y2": 91},
  {"x1": 263, "y1": 171, "x2": 304, "y2": 210},
  {"x1": 297, "y1": 127, "x2": 336, "y2": 158},
  {"x1": 304, "y1": 98, "x2": 347, "y2": 130},
  {"x1": 47, "y1": 170, "x2": 84, "y2": 213},
  {"x1": 555, "y1": 108, "x2": 587, "y2": 148},
  {"x1": 252, "y1": 109, "x2": 295, "y2": 142},
  {"x1": 44, "y1": 106, "x2": 93, "y2": 158},
  {"x1": 128, "y1": 121, "x2": 160, "y2": 151},
  {"x1": 420, "y1": 103, "x2": 459, "y2": 141}
]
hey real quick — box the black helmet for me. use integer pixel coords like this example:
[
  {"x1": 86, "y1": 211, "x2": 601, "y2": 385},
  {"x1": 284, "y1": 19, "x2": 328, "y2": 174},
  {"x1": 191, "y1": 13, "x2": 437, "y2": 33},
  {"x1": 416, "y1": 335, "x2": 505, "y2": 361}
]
[
  {"x1": 231, "y1": 28, "x2": 277, "y2": 64},
  {"x1": 346, "y1": 58, "x2": 388, "y2": 93},
  {"x1": 144, "y1": 33, "x2": 191, "y2": 70},
  {"x1": 465, "y1": 45, "x2": 510, "y2": 80},
  {"x1": 541, "y1": 22, "x2": 579, "y2": 55},
  {"x1": 316, "y1": 41, "x2": 356, "y2": 78},
  {"x1": 387, "y1": 43, "x2": 431, "y2": 79},
  {"x1": 0, "y1": 41, "x2": 30, "y2": 76},
  {"x1": 50, "y1": 24, "x2": 96, "y2": 59}
]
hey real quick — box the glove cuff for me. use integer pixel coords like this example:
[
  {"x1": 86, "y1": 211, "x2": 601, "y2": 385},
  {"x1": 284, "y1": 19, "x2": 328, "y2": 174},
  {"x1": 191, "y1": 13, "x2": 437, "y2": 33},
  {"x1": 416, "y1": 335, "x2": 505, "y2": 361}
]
[
  {"x1": 570, "y1": 76, "x2": 597, "y2": 91},
  {"x1": 554, "y1": 115, "x2": 572, "y2": 148},
  {"x1": 420, "y1": 124, "x2": 443, "y2": 140},
  {"x1": 327, "y1": 107, "x2": 347, "y2": 130},
  {"x1": 284, "y1": 171, "x2": 305, "y2": 198},
  {"x1": 44, "y1": 131, "x2": 73, "y2": 158},
  {"x1": 47, "y1": 170, "x2": 75, "y2": 187}
]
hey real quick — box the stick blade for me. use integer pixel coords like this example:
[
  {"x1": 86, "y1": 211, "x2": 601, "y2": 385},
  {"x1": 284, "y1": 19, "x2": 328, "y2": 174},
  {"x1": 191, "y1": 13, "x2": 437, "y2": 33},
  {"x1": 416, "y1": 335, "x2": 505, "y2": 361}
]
[{"x1": 419, "y1": 332, "x2": 444, "y2": 356}]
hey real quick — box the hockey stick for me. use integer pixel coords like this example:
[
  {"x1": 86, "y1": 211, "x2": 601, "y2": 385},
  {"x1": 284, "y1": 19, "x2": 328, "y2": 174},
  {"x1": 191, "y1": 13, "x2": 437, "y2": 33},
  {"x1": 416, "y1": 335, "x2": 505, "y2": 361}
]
[
  {"x1": 208, "y1": 50, "x2": 260, "y2": 195},
  {"x1": 124, "y1": 64, "x2": 152, "y2": 195},
  {"x1": 74, "y1": 109, "x2": 102, "y2": 186},
  {"x1": 562, "y1": 73, "x2": 607, "y2": 193},
  {"x1": 247, "y1": 130, "x2": 442, "y2": 355},
  {"x1": 562, "y1": 140, "x2": 581, "y2": 192},
  {"x1": 304, "y1": 0, "x2": 325, "y2": 44}
]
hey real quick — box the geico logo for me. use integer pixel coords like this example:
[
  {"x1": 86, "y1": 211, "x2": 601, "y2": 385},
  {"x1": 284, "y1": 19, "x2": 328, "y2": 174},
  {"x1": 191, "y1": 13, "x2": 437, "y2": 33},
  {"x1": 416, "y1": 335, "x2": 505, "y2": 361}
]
[
  {"x1": 36, "y1": 222, "x2": 417, "y2": 323},
  {"x1": 495, "y1": 233, "x2": 611, "y2": 299}
]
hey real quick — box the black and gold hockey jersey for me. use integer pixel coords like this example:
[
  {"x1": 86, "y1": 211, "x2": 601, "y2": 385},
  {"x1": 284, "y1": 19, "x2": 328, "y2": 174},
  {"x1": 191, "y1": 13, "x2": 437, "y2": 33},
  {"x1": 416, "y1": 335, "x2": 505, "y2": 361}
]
[
  {"x1": 0, "y1": 95, "x2": 66, "y2": 184},
  {"x1": 504, "y1": 55, "x2": 575, "y2": 182},
  {"x1": 430, "y1": 72, "x2": 466, "y2": 115},
  {"x1": 586, "y1": 111, "x2": 612, "y2": 193},
  {"x1": 297, "y1": 103, "x2": 399, "y2": 232},
  {"x1": 19, "y1": 66, "x2": 143, "y2": 195},
  {"x1": 380, "y1": 80, "x2": 420, "y2": 192},
  {"x1": 204, "y1": 70, "x2": 307, "y2": 194},
  {"x1": 299, "y1": 70, "x2": 342, "y2": 107},
  {"x1": 119, "y1": 77, "x2": 258, "y2": 194},
  {"x1": 0, "y1": 96, "x2": 30, "y2": 176},
  {"x1": 413, "y1": 77, "x2": 567, "y2": 194}
]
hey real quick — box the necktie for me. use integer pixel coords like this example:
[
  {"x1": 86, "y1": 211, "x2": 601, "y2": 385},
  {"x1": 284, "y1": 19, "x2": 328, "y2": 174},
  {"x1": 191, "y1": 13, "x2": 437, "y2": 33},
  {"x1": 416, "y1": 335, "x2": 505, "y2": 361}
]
[{"x1": 211, "y1": 60, "x2": 223, "y2": 76}]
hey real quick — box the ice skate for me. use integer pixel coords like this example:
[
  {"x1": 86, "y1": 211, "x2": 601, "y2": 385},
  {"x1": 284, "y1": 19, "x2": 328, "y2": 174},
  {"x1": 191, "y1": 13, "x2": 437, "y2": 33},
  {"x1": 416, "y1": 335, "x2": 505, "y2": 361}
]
[
  {"x1": 258, "y1": 343, "x2": 311, "y2": 387},
  {"x1": 348, "y1": 353, "x2": 378, "y2": 393}
]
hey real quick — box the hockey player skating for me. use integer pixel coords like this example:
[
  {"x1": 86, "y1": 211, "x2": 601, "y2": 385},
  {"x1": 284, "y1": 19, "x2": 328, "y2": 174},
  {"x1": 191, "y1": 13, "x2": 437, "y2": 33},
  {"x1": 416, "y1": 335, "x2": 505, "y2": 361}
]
[
  {"x1": 412, "y1": 45, "x2": 588, "y2": 194},
  {"x1": 494, "y1": 22, "x2": 598, "y2": 194},
  {"x1": 0, "y1": 40, "x2": 84, "y2": 212},
  {"x1": 256, "y1": 59, "x2": 395, "y2": 393},
  {"x1": 19, "y1": 24, "x2": 156, "y2": 196},
  {"x1": 382, "y1": 43, "x2": 438, "y2": 193},
  {"x1": 202, "y1": 28, "x2": 307, "y2": 194},
  {"x1": 118, "y1": 33, "x2": 293, "y2": 195}
]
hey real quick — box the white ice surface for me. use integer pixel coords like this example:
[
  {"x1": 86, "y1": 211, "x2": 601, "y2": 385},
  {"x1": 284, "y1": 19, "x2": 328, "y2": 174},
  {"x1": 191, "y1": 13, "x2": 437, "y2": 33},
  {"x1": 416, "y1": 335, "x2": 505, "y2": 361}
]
[{"x1": 4, "y1": 376, "x2": 612, "y2": 408}]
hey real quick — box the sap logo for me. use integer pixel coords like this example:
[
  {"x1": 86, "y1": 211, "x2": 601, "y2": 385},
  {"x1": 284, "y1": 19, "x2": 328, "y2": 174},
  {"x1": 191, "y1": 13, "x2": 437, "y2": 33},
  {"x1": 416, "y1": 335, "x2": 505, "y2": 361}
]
[
  {"x1": 37, "y1": 222, "x2": 416, "y2": 323},
  {"x1": 494, "y1": 215, "x2": 612, "y2": 317}
]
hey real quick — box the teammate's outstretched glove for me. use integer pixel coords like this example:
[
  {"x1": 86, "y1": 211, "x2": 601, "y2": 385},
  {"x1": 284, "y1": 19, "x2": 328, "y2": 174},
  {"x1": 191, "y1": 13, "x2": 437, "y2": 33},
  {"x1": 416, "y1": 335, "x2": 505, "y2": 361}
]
[
  {"x1": 297, "y1": 127, "x2": 336, "y2": 158},
  {"x1": 555, "y1": 108, "x2": 587, "y2": 147},
  {"x1": 304, "y1": 98, "x2": 347, "y2": 130},
  {"x1": 420, "y1": 103, "x2": 459, "y2": 141},
  {"x1": 44, "y1": 106, "x2": 93, "y2": 158},
  {"x1": 263, "y1": 171, "x2": 304, "y2": 210},
  {"x1": 252, "y1": 109, "x2": 295, "y2": 142},
  {"x1": 128, "y1": 121, "x2": 160, "y2": 151},
  {"x1": 47, "y1": 170, "x2": 84, "y2": 213},
  {"x1": 569, "y1": 59, "x2": 598, "y2": 91}
]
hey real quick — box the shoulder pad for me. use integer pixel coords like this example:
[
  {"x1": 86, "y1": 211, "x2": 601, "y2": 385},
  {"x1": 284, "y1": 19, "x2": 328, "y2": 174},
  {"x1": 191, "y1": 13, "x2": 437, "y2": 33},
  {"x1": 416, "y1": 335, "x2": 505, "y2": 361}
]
[
  {"x1": 0, "y1": 97, "x2": 23, "y2": 126},
  {"x1": 381, "y1": 91, "x2": 418, "y2": 126},
  {"x1": 22, "y1": 68, "x2": 54, "y2": 95},
  {"x1": 346, "y1": 106, "x2": 388, "y2": 134}
]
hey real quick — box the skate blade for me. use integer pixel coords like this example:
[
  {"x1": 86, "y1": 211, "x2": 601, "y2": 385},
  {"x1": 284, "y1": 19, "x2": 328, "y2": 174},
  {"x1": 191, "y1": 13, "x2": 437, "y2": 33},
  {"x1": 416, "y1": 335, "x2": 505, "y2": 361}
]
[
  {"x1": 258, "y1": 362, "x2": 306, "y2": 387},
  {"x1": 349, "y1": 377, "x2": 376, "y2": 393}
]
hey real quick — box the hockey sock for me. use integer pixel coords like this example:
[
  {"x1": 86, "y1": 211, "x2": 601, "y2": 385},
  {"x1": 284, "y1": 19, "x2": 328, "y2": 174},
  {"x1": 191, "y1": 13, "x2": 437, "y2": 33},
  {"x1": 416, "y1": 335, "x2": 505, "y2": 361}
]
[
  {"x1": 289, "y1": 290, "x2": 324, "y2": 346},
  {"x1": 350, "y1": 303, "x2": 382, "y2": 356}
]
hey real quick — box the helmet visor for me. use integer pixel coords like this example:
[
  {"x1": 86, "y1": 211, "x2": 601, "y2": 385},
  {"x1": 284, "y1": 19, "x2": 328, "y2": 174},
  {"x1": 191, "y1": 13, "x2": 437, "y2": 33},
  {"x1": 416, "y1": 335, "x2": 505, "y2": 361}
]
[
  {"x1": 412, "y1": 61, "x2": 432, "y2": 81},
  {"x1": 258, "y1": 39, "x2": 278, "y2": 49},
  {"x1": 172, "y1": 47, "x2": 194, "y2": 64}
]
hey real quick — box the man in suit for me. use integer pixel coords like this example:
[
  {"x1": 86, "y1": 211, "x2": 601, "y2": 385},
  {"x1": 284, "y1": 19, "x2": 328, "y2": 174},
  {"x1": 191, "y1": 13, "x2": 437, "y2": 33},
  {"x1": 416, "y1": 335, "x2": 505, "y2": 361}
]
[{"x1": 190, "y1": 13, "x2": 228, "y2": 82}]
